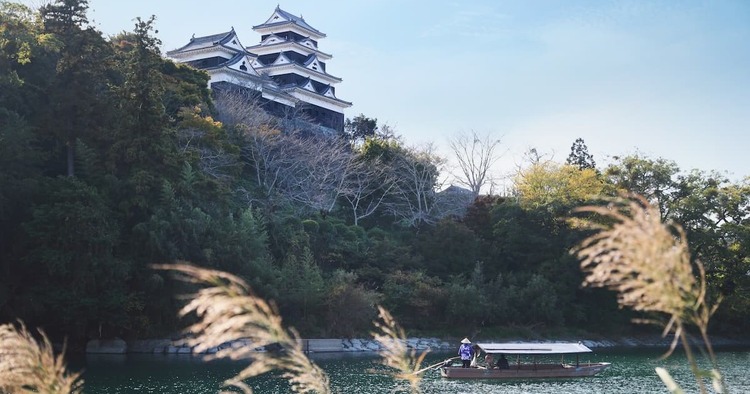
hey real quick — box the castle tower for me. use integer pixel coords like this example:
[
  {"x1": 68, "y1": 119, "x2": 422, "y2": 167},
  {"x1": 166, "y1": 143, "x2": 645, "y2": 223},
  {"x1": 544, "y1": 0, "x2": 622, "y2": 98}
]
[{"x1": 167, "y1": 6, "x2": 351, "y2": 132}]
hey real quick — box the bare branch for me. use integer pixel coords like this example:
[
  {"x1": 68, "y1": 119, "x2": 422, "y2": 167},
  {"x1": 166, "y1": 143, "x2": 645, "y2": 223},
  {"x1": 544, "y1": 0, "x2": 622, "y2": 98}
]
[{"x1": 448, "y1": 130, "x2": 504, "y2": 197}]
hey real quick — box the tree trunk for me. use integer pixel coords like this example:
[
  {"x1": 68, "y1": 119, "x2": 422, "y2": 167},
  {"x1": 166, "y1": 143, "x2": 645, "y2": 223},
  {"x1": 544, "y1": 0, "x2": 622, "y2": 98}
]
[{"x1": 67, "y1": 141, "x2": 75, "y2": 177}]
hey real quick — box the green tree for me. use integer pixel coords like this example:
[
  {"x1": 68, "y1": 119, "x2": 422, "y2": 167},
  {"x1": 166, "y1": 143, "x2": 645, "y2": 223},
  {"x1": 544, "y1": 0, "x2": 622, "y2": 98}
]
[
  {"x1": 667, "y1": 172, "x2": 750, "y2": 332},
  {"x1": 40, "y1": 0, "x2": 114, "y2": 177},
  {"x1": 344, "y1": 113, "x2": 377, "y2": 144},
  {"x1": 276, "y1": 248, "x2": 326, "y2": 333},
  {"x1": 353, "y1": 227, "x2": 421, "y2": 286},
  {"x1": 108, "y1": 16, "x2": 179, "y2": 213},
  {"x1": 414, "y1": 218, "x2": 479, "y2": 278},
  {"x1": 566, "y1": 138, "x2": 596, "y2": 170},
  {"x1": 324, "y1": 270, "x2": 380, "y2": 336},
  {"x1": 604, "y1": 154, "x2": 679, "y2": 219},
  {"x1": 382, "y1": 270, "x2": 446, "y2": 330},
  {"x1": 0, "y1": 109, "x2": 44, "y2": 321},
  {"x1": 444, "y1": 265, "x2": 488, "y2": 331},
  {"x1": 0, "y1": 2, "x2": 52, "y2": 113},
  {"x1": 515, "y1": 162, "x2": 606, "y2": 212},
  {"x1": 20, "y1": 177, "x2": 128, "y2": 341}
]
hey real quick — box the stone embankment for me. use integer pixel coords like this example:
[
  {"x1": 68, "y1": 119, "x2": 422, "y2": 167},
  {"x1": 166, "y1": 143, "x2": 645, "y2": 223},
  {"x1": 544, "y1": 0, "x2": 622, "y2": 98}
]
[
  {"x1": 84, "y1": 336, "x2": 748, "y2": 355},
  {"x1": 85, "y1": 337, "x2": 453, "y2": 355}
]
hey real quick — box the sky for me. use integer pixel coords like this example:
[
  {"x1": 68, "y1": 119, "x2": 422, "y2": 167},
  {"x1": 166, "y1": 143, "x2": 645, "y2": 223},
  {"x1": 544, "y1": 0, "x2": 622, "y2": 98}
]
[{"x1": 19, "y1": 0, "x2": 750, "y2": 184}]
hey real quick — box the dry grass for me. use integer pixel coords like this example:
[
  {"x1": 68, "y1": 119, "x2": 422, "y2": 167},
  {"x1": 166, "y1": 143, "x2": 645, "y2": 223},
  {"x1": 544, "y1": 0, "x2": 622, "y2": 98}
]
[
  {"x1": 0, "y1": 321, "x2": 82, "y2": 394},
  {"x1": 371, "y1": 306, "x2": 429, "y2": 394},
  {"x1": 570, "y1": 194, "x2": 724, "y2": 393},
  {"x1": 153, "y1": 263, "x2": 330, "y2": 394}
]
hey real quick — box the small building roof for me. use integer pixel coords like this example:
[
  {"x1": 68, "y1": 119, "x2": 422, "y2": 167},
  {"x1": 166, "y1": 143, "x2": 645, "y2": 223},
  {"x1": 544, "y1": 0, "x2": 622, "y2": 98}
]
[{"x1": 478, "y1": 342, "x2": 593, "y2": 355}]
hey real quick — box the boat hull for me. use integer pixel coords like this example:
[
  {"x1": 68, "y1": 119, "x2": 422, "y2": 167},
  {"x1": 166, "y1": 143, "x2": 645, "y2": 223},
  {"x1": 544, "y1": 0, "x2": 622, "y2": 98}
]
[{"x1": 440, "y1": 363, "x2": 611, "y2": 379}]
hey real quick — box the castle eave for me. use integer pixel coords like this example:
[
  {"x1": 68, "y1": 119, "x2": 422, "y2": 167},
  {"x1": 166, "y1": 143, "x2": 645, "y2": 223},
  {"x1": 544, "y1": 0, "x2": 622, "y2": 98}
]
[
  {"x1": 257, "y1": 63, "x2": 342, "y2": 84},
  {"x1": 252, "y1": 22, "x2": 326, "y2": 40},
  {"x1": 247, "y1": 42, "x2": 332, "y2": 60},
  {"x1": 286, "y1": 86, "x2": 351, "y2": 108},
  {"x1": 167, "y1": 45, "x2": 247, "y2": 60}
]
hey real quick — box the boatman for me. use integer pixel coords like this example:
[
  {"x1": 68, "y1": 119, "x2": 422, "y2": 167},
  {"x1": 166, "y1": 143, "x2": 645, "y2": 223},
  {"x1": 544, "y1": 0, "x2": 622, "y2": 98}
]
[{"x1": 458, "y1": 338, "x2": 473, "y2": 368}]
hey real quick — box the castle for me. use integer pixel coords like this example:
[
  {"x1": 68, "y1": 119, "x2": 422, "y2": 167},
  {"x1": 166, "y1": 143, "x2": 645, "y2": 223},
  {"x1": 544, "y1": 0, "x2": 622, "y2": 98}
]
[{"x1": 167, "y1": 6, "x2": 351, "y2": 132}]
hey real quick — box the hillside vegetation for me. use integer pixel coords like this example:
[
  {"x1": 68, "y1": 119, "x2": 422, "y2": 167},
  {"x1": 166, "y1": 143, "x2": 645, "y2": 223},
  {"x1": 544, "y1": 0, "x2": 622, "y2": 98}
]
[{"x1": 1, "y1": 0, "x2": 749, "y2": 347}]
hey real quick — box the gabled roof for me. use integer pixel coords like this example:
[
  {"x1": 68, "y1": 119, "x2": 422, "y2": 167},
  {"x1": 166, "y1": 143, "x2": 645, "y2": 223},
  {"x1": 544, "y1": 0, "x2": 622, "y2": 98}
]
[
  {"x1": 251, "y1": 58, "x2": 265, "y2": 69},
  {"x1": 259, "y1": 33, "x2": 286, "y2": 46},
  {"x1": 303, "y1": 54, "x2": 324, "y2": 72},
  {"x1": 272, "y1": 52, "x2": 292, "y2": 66},
  {"x1": 320, "y1": 84, "x2": 337, "y2": 99},
  {"x1": 253, "y1": 6, "x2": 326, "y2": 38},
  {"x1": 300, "y1": 77, "x2": 317, "y2": 92},
  {"x1": 276, "y1": 76, "x2": 350, "y2": 107},
  {"x1": 168, "y1": 29, "x2": 235, "y2": 54},
  {"x1": 298, "y1": 37, "x2": 317, "y2": 49},
  {"x1": 204, "y1": 52, "x2": 260, "y2": 76},
  {"x1": 167, "y1": 28, "x2": 249, "y2": 57}
]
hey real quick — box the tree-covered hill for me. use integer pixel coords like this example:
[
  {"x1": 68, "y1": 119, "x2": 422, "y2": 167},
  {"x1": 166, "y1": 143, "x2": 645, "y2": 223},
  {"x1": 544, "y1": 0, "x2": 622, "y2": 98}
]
[{"x1": 1, "y1": 0, "x2": 748, "y2": 347}]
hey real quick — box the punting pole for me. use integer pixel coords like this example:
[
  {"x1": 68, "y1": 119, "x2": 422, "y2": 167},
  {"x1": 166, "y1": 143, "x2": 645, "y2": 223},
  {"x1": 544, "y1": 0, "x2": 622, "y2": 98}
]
[{"x1": 411, "y1": 356, "x2": 459, "y2": 375}]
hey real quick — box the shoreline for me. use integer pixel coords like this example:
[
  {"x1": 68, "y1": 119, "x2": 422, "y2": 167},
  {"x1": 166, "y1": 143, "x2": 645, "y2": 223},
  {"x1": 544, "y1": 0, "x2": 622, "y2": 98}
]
[{"x1": 84, "y1": 335, "x2": 750, "y2": 355}]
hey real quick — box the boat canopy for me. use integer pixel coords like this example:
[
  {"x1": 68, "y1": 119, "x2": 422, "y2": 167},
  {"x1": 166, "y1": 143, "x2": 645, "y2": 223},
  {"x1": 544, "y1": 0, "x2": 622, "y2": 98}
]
[{"x1": 477, "y1": 342, "x2": 593, "y2": 355}]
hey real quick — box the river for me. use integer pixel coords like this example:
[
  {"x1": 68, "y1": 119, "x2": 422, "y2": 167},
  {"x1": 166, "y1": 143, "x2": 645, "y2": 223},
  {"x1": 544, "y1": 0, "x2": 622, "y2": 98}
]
[{"x1": 78, "y1": 347, "x2": 749, "y2": 393}]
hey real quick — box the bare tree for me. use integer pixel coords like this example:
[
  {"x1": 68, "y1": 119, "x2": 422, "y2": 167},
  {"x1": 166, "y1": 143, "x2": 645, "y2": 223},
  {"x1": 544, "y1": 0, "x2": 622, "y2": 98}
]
[
  {"x1": 449, "y1": 130, "x2": 504, "y2": 197},
  {"x1": 276, "y1": 136, "x2": 355, "y2": 213},
  {"x1": 521, "y1": 147, "x2": 554, "y2": 166},
  {"x1": 176, "y1": 107, "x2": 241, "y2": 183},
  {"x1": 213, "y1": 89, "x2": 278, "y2": 131},
  {"x1": 214, "y1": 90, "x2": 381, "y2": 214},
  {"x1": 341, "y1": 158, "x2": 396, "y2": 225},
  {"x1": 386, "y1": 143, "x2": 446, "y2": 226},
  {"x1": 178, "y1": 131, "x2": 239, "y2": 182},
  {"x1": 214, "y1": 90, "x2": 297, "y2": 205}
]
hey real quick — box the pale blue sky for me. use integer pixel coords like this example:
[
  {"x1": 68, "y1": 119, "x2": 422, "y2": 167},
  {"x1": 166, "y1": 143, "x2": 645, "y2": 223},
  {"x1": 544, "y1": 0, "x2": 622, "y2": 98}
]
[{"x1": 21, "y1": 0, "x2": 750, "y2": 181}]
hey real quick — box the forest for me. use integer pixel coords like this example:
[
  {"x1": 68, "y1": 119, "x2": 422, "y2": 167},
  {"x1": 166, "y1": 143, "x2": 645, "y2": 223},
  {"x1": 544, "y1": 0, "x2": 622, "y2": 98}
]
[{"x1": 1, "y1": 0, "x2": 749, "y2": 349}]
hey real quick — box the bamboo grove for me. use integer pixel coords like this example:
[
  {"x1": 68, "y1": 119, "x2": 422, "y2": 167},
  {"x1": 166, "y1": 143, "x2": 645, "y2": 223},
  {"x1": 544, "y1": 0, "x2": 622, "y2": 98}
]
[{"x1": 1, "y1": 0, "x2": 749, "y2": 348}]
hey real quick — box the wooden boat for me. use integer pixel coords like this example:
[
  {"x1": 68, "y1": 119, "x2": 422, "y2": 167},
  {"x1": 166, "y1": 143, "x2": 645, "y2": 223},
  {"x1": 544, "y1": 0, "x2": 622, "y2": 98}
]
[{"x1": 440, "y1": 342, "x2": 610, "y2": 379}]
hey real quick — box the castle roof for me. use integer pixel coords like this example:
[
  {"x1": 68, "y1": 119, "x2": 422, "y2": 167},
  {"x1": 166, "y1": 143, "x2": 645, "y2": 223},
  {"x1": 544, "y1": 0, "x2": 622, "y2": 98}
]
[
  {"x1": 167, "y1": 28, "x2": 250, "y2": 58},
  {"x1": 167, "y1": 6, "x2": 350, "y2": 120},
  {"x1": 253, "y1": 6, "x2": 326, "y2": 39}
]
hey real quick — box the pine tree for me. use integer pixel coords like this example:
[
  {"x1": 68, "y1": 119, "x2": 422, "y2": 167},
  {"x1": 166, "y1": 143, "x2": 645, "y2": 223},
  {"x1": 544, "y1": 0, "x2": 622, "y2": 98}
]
[
  {"x1": 40, "y1": 0, "x2": 113, "y2": 177},
  {"x1": 566, "y1": 138, "x2": 596, "y2": 170}
]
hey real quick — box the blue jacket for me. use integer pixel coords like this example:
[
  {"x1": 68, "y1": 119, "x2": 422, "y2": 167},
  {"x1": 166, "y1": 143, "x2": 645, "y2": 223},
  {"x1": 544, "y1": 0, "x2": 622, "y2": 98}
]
[{"x1": 458, "y1": 343, "x2": 473, "y2": 360}]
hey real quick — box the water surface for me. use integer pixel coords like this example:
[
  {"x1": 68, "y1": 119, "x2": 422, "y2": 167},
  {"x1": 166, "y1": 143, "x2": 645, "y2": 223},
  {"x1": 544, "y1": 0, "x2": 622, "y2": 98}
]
[{"x1": 79, "y1": 347, "x2": 750, "y2": 393}]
